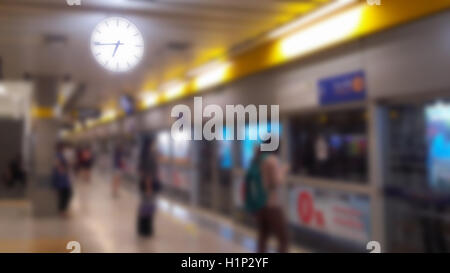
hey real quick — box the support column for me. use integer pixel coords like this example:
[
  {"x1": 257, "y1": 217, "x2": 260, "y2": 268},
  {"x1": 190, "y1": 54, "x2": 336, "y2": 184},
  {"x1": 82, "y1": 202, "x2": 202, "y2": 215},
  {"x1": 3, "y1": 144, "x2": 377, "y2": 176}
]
[{"x1": 30, "y1": 76, "x2": 60, "y2": 217}]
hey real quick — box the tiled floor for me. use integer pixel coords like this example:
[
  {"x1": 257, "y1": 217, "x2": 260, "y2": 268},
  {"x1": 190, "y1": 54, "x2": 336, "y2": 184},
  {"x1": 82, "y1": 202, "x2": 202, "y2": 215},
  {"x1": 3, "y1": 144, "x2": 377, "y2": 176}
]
[
  {"x1": 0, "y1": 172, "x2": 308, "y2": 253},
  {"x1": 0, "y1": 172, "x2": 253, "y2": 253}
]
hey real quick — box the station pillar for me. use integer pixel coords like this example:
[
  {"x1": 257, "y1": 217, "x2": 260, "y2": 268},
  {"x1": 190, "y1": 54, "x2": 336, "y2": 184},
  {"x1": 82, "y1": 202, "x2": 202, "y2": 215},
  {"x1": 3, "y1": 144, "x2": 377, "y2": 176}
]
[{"x1": 29, "y1": 76, "x2": 61, "y2": 217}]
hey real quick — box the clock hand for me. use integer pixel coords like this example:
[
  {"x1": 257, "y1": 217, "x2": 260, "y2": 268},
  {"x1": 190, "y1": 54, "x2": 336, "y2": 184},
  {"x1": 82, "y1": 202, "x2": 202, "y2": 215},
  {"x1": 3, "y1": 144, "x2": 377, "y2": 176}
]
[
  {"x1": 112, "y1": 40, "x2": 121, "y2": 57},
  {"x1": 94, "y1": 42, "x2": 124, "y2": 46}
]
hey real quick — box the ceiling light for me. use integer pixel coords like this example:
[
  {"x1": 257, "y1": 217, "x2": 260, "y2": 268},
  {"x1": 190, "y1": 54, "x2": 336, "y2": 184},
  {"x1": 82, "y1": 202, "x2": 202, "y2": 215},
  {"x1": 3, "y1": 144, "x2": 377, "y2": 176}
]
[
  {"x1": 193, "y1": 62, "x2": 231, "y2": 90},
  {"x1": 102, "y1": 109, "x2": 117, "y2": 121},
  {"x1": 279, "y1": 5, "x2": 361, "y2": 59},
  {"x1": 141, "y1": 91, "x2": 159, "y2": 107},
  {"x1": 187, "y1": 60, "x2": 226, "y2": 77},
  {"x1": 268, "y1": 0, "x2": 357, "y2": 39},
  {"x1": 163, "y1": 81, "x2": 186, "y2": 100},
  {"x1": 281, "y1": 4, "x2": 361, "y2": 58}
]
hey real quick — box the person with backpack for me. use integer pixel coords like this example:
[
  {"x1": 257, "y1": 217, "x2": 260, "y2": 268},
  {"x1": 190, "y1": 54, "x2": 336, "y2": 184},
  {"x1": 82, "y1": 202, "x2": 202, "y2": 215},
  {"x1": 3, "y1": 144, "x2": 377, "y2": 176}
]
[{"x1": 245, "y1": 143, "x2": 289, "y2": 253}]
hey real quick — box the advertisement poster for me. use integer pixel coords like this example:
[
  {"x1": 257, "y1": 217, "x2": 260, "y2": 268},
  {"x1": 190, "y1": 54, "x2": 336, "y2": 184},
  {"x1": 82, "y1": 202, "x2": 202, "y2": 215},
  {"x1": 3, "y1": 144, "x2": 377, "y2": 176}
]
[
  {"x1": 157, "y1": 131, "x2": 171, "y2": 161},
  {"x1": 426, "y1": 102, "x2": 450, "y2": 191},
  {"x1": 219, "y1": 126, "x2": 234, "y2": 169},
  {"x1": 172, "y1": 135, "x2": 193, "y2": 191},
  {"x1": 288, "y1": 186, "x2": 371, "y2": 244},
  {"x1": 172, "y1": 136, "x2": 190, "y2": 161},
  {"x1": 318, "y1": 70, "x2": 366, "y2": 105}
]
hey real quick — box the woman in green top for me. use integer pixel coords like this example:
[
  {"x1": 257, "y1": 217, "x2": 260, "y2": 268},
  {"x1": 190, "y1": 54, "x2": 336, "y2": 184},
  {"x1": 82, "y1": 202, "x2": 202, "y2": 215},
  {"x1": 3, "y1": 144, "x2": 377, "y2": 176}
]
[{"x1": 245, "y1": 144, "x2": 289, "y2": 253}]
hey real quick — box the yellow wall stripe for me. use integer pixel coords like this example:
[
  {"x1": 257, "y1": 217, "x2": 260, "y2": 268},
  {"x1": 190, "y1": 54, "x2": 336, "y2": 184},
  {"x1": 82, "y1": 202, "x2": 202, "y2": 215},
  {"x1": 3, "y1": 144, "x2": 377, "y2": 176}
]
[
  {"x1": 143, "y1": 0, "x2": 450, "y2": 107},
  {"x1": 222, "y1": 0, "x2": 450, "y2": 88},
  {"x1": 31, "y1": 107, "x2": 54, "y2": 119}
]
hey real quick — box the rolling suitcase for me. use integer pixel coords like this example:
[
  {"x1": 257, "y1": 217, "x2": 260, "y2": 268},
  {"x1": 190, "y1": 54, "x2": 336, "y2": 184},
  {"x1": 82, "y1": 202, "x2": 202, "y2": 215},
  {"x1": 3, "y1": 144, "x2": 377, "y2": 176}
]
[{"x1": 138, "y1": 198, "x2": 154, "y2": 236}]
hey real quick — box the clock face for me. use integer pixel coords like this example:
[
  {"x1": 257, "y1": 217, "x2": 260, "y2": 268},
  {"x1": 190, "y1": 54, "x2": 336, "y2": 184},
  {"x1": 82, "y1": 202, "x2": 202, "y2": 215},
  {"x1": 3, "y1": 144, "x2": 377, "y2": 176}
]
[{"x1": 91, "y1": 17, "x2": 144, "y2": 72}]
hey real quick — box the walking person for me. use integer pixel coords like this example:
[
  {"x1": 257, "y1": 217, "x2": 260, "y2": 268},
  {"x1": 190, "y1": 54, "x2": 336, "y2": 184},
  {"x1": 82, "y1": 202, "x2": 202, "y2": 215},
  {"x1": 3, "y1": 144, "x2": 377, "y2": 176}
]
[
  {"x1": 112, "y1": 144, "x2": 125, "y2": 198},
  {"x1": 244, "y1": 141, "x2": 289, "y2": 253},
  {"x1": 137, "y1": 135, "x2": 161, "y2": 237},
  {"x1": 52, "y1": 143, "x2": 73, "y2": 218},
  {"x1": 80, "y1": 146, "x2": 94, "y2": 183}
]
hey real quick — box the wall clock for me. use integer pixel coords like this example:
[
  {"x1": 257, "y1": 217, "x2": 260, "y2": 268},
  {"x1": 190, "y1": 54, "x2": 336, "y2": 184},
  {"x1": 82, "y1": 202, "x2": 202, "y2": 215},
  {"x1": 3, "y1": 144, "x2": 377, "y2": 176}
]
[{"x1": 91, "y1": 17, "x2": 144, "y2": 72}]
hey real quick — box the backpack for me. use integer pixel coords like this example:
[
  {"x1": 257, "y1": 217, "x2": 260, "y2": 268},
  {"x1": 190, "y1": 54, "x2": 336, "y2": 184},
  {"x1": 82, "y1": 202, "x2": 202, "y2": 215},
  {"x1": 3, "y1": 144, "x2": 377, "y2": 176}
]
[
  {"x1": 244, "y1": 154, "x2": 268, "y2": 213},
  {"x1": 52, "y1": 167, "x2": 70, "y2": 189}
]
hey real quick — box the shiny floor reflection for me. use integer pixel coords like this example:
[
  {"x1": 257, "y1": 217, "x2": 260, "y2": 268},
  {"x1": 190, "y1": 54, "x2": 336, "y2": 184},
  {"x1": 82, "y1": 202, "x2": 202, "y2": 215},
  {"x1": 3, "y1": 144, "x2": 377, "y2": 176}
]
[{"x1": 0, "y1": 172, "x2": 306, "y2": 253}]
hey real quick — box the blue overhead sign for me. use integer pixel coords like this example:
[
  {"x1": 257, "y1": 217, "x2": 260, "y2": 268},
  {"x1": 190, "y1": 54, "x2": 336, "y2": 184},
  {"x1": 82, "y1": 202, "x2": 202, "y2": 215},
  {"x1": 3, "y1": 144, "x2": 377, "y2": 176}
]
[{"x1": 318, "y1": 70, "x2": 367, "y2": 105}]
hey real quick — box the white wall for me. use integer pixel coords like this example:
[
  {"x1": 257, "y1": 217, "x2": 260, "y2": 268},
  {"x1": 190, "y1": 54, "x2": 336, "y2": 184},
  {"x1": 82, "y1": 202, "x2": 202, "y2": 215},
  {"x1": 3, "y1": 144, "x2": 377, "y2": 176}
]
[
  {"x1": 0, "y1": 81, "x2": 32, "y2": 119},
  {"x1": 0, "y1": 81, "x2": 33, "y2": 169}
]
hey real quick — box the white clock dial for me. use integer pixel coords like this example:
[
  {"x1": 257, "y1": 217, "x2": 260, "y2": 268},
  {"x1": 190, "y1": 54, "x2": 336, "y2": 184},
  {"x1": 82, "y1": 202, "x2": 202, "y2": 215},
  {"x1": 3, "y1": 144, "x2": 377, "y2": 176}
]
[{"x1": 91, "y1": 17, "x2": 144, "y2": 72}]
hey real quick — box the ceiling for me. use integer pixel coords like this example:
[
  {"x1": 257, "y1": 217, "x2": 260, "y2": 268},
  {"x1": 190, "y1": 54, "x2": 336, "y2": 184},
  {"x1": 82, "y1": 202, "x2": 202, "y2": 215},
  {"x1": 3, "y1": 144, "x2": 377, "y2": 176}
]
[{"x1": 0, "y1": 0, "x2": 333, "y2": 111}]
